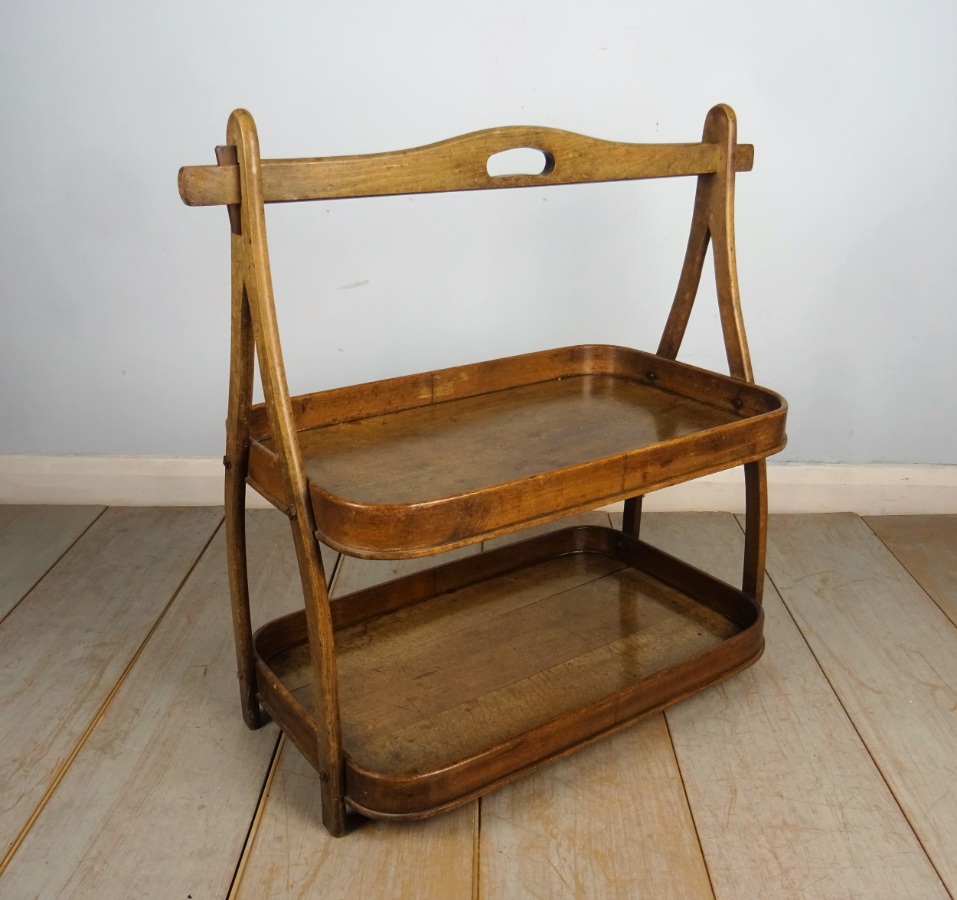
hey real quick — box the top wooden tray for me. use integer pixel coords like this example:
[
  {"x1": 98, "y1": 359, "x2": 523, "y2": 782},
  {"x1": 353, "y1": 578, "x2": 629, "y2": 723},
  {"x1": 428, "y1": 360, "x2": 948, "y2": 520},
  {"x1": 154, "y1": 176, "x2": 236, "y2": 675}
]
[{"x1": 246, "y1": 343, "x2": 786, "y2": 558}]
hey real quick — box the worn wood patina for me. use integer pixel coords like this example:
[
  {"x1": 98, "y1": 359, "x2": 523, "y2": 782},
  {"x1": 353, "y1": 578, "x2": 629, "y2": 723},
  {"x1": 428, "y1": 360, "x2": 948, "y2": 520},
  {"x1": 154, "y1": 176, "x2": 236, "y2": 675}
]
[{"x1": 178, "y1": 104, "x2": 787, "y2": 836}]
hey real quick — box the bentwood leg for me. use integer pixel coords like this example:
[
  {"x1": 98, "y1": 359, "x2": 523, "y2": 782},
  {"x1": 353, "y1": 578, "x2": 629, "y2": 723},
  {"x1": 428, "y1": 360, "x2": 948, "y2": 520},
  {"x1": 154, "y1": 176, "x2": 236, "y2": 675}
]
[
  {"x1": 224, "y1": 375, "x2": 259, "y2": 727},
  {"x1": 225, "y1": 110, "x2": 348, "y2": 834},
  {"x1": 218, "y1": 143, "x2": 262, "y2": 729},
  {"x1": 742, "y1": 459, "x2": 768, "y2": 604},
  {"x1": 289, "y1": 517, "x2": 348, "y2": 835},
  {"x1": 225, "y1": 458, "x2": 259, "y2": 728},
  {"x1": 224, "y1": 270, "x2": 260, "y2": 727}
]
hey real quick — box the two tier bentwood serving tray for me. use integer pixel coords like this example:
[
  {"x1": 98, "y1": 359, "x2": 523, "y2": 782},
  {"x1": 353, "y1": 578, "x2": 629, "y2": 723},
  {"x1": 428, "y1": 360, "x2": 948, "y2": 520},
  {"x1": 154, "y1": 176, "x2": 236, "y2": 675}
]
[{"x1": 178, "y1": 104, "x2": 787, "y2": 836}]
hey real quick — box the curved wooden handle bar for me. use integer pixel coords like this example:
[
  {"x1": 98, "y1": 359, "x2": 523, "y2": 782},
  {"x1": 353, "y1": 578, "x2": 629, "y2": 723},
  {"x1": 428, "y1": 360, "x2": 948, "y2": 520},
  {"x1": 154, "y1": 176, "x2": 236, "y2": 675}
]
[{"x1": 179, "y1": 120, "x2": 754, "y2": 207}]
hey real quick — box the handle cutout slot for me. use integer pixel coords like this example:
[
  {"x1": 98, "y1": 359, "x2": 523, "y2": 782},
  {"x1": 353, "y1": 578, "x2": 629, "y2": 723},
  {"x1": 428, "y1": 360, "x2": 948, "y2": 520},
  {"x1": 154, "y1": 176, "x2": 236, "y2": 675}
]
[{"x1": 486, "y1": 147, "x2": 555, "y2": 177}]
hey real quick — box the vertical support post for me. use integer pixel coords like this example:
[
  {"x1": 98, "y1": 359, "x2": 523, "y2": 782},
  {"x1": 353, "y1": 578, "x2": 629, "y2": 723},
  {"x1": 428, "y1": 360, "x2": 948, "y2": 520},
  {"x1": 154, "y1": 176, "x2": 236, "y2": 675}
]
[
  {"x1": 227, "y1": 109, "x2": 347, "y2": 836},
  {"x1": 706, "y1": 105, "x2": 763, "y2": 597},
  {"x1": 705, "y1": 104, "x2": 753, "y2": 383},
  {"x1": 223, "y1": 286, "x2": 261, "y2": 728},
  {"x1": 657, "y1": 103, "x2": 752, "y2": 380},
  {"x1": 742, "y1": 459, "x2": 768, "y2": 604},
  {"x1": 656, "y1": 104, "x2": 765, "y2": 600},
  {"x1": 621, "y1": 496, "x2": 643, "y2": 539},
  {"x1": 656, "y1": 171, "x2": 712, "y2": 362}
]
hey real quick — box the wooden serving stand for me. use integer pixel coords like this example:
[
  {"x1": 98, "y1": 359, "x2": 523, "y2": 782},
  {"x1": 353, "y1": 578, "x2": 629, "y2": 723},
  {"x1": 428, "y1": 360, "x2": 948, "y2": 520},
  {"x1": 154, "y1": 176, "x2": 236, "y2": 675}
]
[{"x1": 179, "y1": 105, "x2": 787, "y2": 836}]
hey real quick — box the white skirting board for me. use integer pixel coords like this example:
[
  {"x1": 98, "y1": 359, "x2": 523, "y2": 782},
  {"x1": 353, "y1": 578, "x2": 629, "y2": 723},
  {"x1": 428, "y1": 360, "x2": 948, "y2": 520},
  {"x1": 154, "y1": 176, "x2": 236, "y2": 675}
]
[{"x1": 0, "y1": 455, "x2": 955, "y2": 515}]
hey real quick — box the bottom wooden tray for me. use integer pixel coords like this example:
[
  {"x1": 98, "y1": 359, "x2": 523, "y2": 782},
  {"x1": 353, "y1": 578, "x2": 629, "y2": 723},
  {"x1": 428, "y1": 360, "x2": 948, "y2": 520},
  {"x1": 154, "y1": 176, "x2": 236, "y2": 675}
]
[{"x1": 254, "y1": 525, "x2": 763, "y2": 820}]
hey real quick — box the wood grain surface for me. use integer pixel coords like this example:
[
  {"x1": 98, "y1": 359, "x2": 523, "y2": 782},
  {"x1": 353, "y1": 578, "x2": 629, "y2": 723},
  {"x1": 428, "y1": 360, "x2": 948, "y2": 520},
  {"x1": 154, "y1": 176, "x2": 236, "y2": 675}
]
[
  {"x1": 761, "y1": 513, "x2": 957, "y2": 895},
  {"x1": 646, "y1": 512, "x2": 947, "y2": 899},
  {"x1": 0, "y1": 507, "x2": 222, "y2": 869},
  {"x1": 261, "y1": 512, "x2": 757, "y2": 819},
  {"x1": 866, "y1": 515, "x2": 957, "y2": 628},
  {"x1": 179, "y1": 124, "x2": 754, "y2": 207},
  {"x1": 0, "y1": 505, "x2": 102, "y2": 621},
  {"x1": 2, "y1": 510, "x2": 955, "y2": 895},
  {"x1": 233, "y1": 531, "x2": 478, "y2": 896},
  {"x1": 0, "y1": 511, "x2": 324, "y2": 898},
  {"x1": 467, "y1": 513, "x2": 708, "y2": 899},
  {"x1": 233, "y1": 739, "x2": 475, "y2": 900},
  {"x1": 296, "y1": 376, "x2": 739, "y2": 506},
  {"x1": 249, "y1": 345, "x2": 784, "y2": 558},
  {"x1": 333, "y1": 555, "x2": 737, "y2": 774},
  {"x1": 480, "y1": 714, "x2": 714, "y2": 900}
]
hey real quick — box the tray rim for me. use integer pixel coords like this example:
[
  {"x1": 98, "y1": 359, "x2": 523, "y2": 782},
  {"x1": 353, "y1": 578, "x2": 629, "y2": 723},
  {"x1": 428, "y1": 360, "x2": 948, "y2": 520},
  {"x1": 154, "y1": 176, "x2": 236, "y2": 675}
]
[
  {"x1": 252, "y1": 525, "x2": 764, "y2": 820},
  {"x1": 245, "y1": 345, "x2": 787, "y2": 557},
  {"x1": 250, "y1": 343, "x2": 786, "y2": 436}
]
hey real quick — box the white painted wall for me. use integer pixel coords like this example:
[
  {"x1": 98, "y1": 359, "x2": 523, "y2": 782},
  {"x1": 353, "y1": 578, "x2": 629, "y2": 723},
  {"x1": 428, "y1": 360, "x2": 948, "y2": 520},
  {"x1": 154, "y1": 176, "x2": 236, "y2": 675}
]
[{"x1": 1, "y1": 1, "x2": 954, "y2": 464}]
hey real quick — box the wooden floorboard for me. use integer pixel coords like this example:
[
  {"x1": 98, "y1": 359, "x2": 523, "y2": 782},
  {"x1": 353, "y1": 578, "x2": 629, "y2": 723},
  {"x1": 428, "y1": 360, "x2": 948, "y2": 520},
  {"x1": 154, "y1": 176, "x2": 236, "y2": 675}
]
[
  {"x1": 1, "y1": 508, "x2": 954, "y2": 898},
  {"x1": 477, "y1": 511, "x2": 713, "y2": 899},
  {"x1": 232, "y1": 536, "x2": 479, "y2": 898},
  {"x1": 0, "y1": 506, "x2": 222, "y2": 871},
  {"x1": 865, "y1": 514, "x2": 957, "y2": 628},
  {"x1": 233, "y1": 738, "x2": 475, "y2": 900},
  {"x1": 761, "y1": 513, "x2": 957, "y2": 895},
  {"x1": 646, "y1": 512, "x2": 947, "y2": 900},
  {"x1": 0, "y1": 504, "x2": 103, "y2": 621},
  {"x1": 479, "y1": 714, "x2": 714, "y2": 900},
  {"x1": 0, "y1": 510, "x2": 321, "y2": 899}
]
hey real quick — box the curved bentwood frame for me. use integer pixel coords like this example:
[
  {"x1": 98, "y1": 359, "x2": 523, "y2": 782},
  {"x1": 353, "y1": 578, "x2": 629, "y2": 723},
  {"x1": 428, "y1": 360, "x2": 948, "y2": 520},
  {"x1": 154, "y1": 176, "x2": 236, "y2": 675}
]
[{"x1": 179, "y1": 105, "x2": 772, "y2": 836}]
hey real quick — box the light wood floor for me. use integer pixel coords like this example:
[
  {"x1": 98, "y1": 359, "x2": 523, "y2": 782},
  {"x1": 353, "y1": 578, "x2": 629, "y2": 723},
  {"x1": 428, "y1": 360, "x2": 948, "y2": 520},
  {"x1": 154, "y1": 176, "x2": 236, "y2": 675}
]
[{"x1": 0, "y1": 506, "x2": 954, "y2": 899}]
